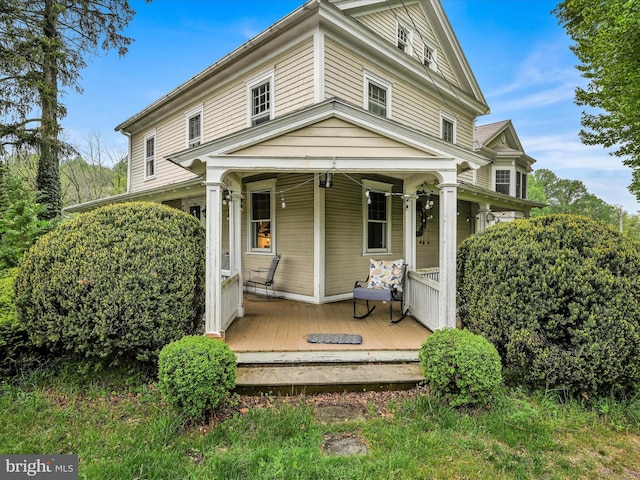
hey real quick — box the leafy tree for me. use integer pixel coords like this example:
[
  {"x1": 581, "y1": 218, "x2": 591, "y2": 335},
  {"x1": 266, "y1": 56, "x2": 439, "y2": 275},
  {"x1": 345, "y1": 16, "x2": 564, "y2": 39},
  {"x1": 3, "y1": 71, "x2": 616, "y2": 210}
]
[
  {"x1": 554, "y1": 1, "x2": 640, "y2": 199},
  {"x1": 0, "y1": 0, "x2": 142, "y2": 219},
  {"x1": 529, "y1": 169, "x2": 616, "y2": 224}
]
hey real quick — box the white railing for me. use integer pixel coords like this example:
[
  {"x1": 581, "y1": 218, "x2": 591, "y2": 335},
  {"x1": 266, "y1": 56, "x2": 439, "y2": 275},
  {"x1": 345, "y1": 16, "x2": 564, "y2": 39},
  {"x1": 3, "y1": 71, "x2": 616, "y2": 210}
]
[
  {"x1": 406, "y1": 268, "x2": 440, "y2": 332},
  {"x1": 221, "y1": 273, "x2": 241, "y2": 331}
]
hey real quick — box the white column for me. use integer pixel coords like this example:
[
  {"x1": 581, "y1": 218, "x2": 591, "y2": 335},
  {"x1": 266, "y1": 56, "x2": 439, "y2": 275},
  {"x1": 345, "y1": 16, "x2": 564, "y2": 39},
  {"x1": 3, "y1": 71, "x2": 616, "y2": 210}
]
[
  {"x1": 403, "y1": 195, "x2": 417, "y2": 270},
  {"x1": 205, "y1": 180, "x2": 223, "y2": 337},
  {"x1": 314, "y1": 176, "x2": 326, "y2": 301},
  {"x1": 477, "y1": 202, "x2": 491, "y2": 233},
  {"x1": 438, "y1": 177, "x2": 458, "y2": 329},
  {"x1": 227, "y1": 177, "x2": 245, "y2": 317}
]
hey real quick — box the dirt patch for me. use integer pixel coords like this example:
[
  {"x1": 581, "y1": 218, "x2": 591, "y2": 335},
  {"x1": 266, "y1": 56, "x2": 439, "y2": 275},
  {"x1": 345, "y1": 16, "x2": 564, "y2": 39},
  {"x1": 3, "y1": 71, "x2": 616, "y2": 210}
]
[
  {"x1": 322, "y1": 433, "x2": 368, "y2": 456},
  {"x1": 313, "y1": 405, "x2": 367, "y2": 424}
]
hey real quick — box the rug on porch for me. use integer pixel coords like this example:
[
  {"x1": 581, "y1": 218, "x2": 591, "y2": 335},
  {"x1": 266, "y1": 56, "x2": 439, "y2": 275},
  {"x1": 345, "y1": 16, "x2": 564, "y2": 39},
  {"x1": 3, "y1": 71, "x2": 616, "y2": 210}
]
[{"x1": 307, "y1": 333, "x2": 363, "y2": 345}]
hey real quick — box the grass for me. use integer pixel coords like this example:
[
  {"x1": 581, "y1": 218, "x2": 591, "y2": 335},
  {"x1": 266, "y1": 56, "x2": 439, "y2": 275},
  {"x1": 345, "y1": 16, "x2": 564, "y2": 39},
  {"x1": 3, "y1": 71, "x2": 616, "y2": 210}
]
[{"x1": 1, "y1": 365, "x2": 639, "y2": 479}]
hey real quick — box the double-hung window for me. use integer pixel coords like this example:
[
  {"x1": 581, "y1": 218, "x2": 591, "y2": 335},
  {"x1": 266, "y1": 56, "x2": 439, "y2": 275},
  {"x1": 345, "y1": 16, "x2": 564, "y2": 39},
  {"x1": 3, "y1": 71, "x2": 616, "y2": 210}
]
[
  {"x1": 186, "y1": 105, "x2": 203, "y2": 148},
  {"x1": 247, "y1": 179, "x2": 276, "y2": 253},
  {"x1": 364, "y1": 71, "x2": 392, "y2": 119},
  {"x1": 247, "y1": 70, "x2": 274, "y2": 127},
  {"x1": 440, "y1": 112, "x2": 456, "y2": 143},
  {"x1": 495, "y1": 170, "x2": 511, "y2": 195},
  {"x1": 363, "y1": 180, "x2": 392, "y2": 254},
  {"x1": 144, "y1": 131, "x2": 156, "y2": 179},
  {"x1": 516, "y1": 171, "x2": 527, "y2": 199},
  {"x1": 396, "y1": 23, "x2": 412, "y2": 54},
  {"x1": 423, "y1": 43, "x2": 437, "y2": 70}
]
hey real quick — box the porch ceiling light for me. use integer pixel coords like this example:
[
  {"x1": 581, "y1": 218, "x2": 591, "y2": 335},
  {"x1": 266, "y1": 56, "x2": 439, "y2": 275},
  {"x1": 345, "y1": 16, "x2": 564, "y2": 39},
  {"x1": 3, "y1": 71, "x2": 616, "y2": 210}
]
[{"x1": 319, "y1": 172, "x2": 333, "y2": 188}]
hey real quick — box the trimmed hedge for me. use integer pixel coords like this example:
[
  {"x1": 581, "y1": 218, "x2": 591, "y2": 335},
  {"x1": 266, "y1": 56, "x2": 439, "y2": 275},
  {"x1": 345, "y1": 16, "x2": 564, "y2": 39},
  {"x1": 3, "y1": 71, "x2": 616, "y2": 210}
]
[
  {"x1": 457, "y1": 214, "x2": 640, "y2": 397},
  {"x1": 14, "y1": 202, "x2": 206, "y2": 367},
  {"x1": 158, "y1": 335, "x2": 237, "y2": 419},
  {"x1": 419, "y1": 328, "x2": 502, "y2": 407}
]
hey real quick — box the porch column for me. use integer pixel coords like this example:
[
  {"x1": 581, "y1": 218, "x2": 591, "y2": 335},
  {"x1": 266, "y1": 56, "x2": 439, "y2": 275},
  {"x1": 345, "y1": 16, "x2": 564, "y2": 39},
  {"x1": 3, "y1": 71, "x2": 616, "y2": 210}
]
[
  {"x1": 477, "y1": 202, "x2": 491, "y2": 233},
  {"x1": 438, "y1": 176, "x2": 457, "y2": 329},
  {"x1": 403, "y1": 196, "x2": 417, "y2": 269},
  {"x1": 227, "y1": 176, "x2": 245, "y2": 317},
  {"x1": 204, "y1": 180, "x2": 224, "y2": 337}
]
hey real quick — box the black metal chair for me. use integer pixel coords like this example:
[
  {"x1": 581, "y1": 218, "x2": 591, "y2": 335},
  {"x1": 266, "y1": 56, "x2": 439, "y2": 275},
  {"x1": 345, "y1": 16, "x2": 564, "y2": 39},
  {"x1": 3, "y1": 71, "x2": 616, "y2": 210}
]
[
  {"x1": 353, "y1": 260, "x2": 408, "y2": 323},
  {"x1": 244, "y1": 254, "x2": 281, "y2": 300}
]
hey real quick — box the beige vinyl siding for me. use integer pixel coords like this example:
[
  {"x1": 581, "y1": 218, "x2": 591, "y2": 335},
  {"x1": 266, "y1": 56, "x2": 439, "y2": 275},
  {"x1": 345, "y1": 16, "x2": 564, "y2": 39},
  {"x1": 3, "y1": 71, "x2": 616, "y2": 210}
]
[
  {"x1": 234, "y1": 118, "x2": 431, "y2": 157},
  {"x1": 456, "y1": 200, "x2": 475, "y2": 244},
  {"x1": 355, "y1": 4, "x2": 459, "y2": 87},
  {"x1": 457, "y1": 169, "x2": 474, "y2": 184},
  {"x1": 415, "y1": 195, "x2": 439, "y2": 269},
  {"x1": 274, "y1": 38, "x2": 315, "y2": 117},
  {"x1": 241, "y1": 174, "x2": 314, "y2": 297},
  {"x1": 324, "y1": 38, "x2": 474, "y2": 149},
  {"x1": 324, "y1": 38, "x2": 362, "y2": 105},
  {"x1": 325, "y1": 174, "x2": 404, "y2": 296},
  {"x1": 476, "y1": 165, "x2": 491, "y2": 190}
]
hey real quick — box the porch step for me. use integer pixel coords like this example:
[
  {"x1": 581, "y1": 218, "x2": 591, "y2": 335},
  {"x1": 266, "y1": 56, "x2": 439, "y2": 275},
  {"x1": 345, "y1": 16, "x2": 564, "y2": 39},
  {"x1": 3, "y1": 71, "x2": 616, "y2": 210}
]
[
  {"x1": 235, "y1": 350, "x2": 420, "y2": 365},
  {"x1": 235, "y1": 363, "x2": 424, "y2": 395}
]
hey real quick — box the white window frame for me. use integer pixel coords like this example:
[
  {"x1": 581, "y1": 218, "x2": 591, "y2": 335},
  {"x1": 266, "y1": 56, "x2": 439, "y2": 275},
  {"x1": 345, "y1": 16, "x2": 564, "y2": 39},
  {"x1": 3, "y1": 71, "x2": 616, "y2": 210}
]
[
  {"x1": 185, "y1": 104, "x2": 203, "y2": 149},
  {"x1": 494, "y1": 169, "x2": 511, "y2": 196},
  {"x1": 423, "y1": 42, "x2": 437, "y2": 70},
  {"x1": 144, "y1": 130, "x2": 156, "y2": 180},
  {"x1": 440, "y1": 111, "x2": 456, "y2": 143},
  {"x1": 516, "y1": 170, "x2": 528, "y2": 199},
  {"x1": 363, "y1": 70, "x2": 392, "y2": 119},
  {"x1": 246, "y1": 69, "x2": 274, "y2": 127},
  {"x1": 246, "y1": 179, "x2": 276, "y2": 254},
  {"x1": 362, "y1": 179, "x2": 393, "y2": 255},
  {"x1": 396, "y1": 21, "x2": 413, "y2": 55}
]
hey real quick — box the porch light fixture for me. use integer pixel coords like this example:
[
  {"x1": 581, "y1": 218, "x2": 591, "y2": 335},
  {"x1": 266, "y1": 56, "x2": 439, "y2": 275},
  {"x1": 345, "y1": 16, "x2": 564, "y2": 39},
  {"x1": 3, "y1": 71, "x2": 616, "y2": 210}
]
[
  {"x1": 365, "y1": 189, "x2": 372, "y2": 205},
  {"x1": 319, "y1": 172, "x2": 333, "y2": 188},
  {"x1": 280, "y1": 192, "x2": 286, "y2": 209}
]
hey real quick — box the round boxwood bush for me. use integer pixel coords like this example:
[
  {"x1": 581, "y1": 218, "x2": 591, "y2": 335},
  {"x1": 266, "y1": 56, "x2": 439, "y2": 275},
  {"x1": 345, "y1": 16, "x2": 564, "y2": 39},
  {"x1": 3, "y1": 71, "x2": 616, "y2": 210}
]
[
  {"x1": 419, "y1": 328, "x2": 502, "y2": 408},
  {"x1": 14, "y1": 202, "x2": 206, "y2": 367},
  {"x1": 458, "y1": 214, "x2": 640, "y2": 397},
  {"x1": 158, "y1": 335, "x2": 236, "y2": 418}
]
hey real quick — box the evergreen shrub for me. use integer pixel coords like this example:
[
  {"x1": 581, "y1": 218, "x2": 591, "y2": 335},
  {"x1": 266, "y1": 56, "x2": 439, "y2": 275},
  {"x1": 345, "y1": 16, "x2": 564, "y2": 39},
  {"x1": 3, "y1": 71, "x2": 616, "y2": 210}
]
[
  {"x1": 0, "y1": 268, "x2": 42, "y2": 377},
  {"x1": 419, "y1": 328, "x2": 502, "y2": 407},
  {"x1": 14, "y1": 202, "x2": 206, "y2": 367},
  {"x1": 457, "y1": 214, "x2": 640, "y2": 397},
  {"x1": 158, "y1": 335, "x2": 236, "y2": 419}
]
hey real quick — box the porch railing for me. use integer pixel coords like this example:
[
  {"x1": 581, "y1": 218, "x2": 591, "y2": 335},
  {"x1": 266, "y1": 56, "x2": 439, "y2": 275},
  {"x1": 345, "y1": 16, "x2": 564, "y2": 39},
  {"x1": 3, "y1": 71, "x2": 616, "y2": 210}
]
[
  {"x1": 406, "y1": 268, "x2": 440, "y2": 332},
  {"x1": 221, "y1": 273, "x2": 241, "y2": 331}
]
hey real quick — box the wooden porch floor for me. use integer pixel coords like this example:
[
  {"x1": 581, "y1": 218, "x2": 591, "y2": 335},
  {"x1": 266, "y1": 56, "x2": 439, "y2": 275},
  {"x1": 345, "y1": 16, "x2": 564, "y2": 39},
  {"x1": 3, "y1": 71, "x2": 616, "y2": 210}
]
[{"x1": 224, "y1": 296, "x2": 431, "y2": 353}]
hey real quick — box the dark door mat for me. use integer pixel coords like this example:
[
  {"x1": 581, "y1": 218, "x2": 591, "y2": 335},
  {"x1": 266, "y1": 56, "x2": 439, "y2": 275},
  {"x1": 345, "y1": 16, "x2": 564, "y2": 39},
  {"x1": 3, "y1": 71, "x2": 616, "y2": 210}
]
[{"x1": 307, "y1": 333, "x2": 362, "y2": 344}]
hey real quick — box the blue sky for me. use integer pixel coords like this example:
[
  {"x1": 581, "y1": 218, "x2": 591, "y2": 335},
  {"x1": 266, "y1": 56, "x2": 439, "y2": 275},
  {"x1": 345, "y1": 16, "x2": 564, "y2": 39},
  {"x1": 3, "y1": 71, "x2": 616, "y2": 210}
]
[{"x1": 60, "y1": 0, "x2": 639, "y2": 214}]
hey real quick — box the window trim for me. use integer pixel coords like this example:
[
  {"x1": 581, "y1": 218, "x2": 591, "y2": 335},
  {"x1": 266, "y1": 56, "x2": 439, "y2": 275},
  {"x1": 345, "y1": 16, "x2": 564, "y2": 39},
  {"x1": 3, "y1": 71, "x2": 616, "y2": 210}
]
[
  {"x1": 246, "y1": 69, "x2": 274, "y2": 127},
  {"x1": 185, "y1": 104, "x2": 203, "y2": 149},
  {"x1": 363, "y1": 70, "x2": 392, "y2": 119},
  {"x1": 423, "y1": 42, "x2": 437, "y2": 70},
  {"x1": 440, "y1": 111, "x2": 456, "y2": 143},
  {"x1": 362, "y1": 179, "x2": 393, "y2": 255},
  {"x1": 516, "y1": 170, "x2": 528, "y2": 199},
  {"x1": 494, "y1": 168, "x2": 512, "y2": 196},
  {"x1": 144, "y1": 130, "x2": 156, "y2": 180},
  {"x1": 246, "y1": 179, "x2": 276, "y2": 254},
  {"x1": 396, "y1": 20, "x2": 413, "y2": 55}
]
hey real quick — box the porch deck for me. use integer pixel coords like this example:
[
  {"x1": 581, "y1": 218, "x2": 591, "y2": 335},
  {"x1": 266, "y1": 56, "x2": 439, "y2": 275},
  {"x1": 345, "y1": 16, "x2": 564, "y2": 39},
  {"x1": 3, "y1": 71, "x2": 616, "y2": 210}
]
[{"x1": 225, "y1": 296, "x2": 431, "y2": 357}]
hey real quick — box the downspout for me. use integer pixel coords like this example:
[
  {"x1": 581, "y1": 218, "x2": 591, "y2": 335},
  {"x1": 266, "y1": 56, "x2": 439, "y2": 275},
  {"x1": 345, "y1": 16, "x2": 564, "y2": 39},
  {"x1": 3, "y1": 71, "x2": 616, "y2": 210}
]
[{"x1": 119, "y1": 130, "x2": 132, "y2": 194}]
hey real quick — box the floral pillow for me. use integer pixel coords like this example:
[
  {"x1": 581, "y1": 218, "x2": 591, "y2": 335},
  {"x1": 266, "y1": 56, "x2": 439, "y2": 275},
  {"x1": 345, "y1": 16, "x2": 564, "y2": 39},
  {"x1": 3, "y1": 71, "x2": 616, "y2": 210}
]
[{"x1": 368, "y1": 259, "x2": 405, "y2": 292}]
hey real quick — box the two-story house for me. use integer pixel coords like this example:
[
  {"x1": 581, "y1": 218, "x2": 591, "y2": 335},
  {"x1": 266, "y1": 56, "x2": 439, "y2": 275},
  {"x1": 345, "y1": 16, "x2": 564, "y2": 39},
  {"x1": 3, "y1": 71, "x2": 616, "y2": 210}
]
[{"x1": 67, "y1": 0, "x2": 542, "y2": 340}]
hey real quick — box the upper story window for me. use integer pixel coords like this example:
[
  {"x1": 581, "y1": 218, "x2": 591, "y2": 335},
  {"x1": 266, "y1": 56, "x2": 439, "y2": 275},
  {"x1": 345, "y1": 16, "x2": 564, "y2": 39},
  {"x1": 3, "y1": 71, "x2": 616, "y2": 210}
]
[
  {"x1": 363, "y1": 180, "x2": 392, "y2": 254},
  {"x1": 516, "y1": 171, "x2": 527, "y2": 199},
  {"x1": 186, "y1": 105, "x2": 203, "y2": 148},
  {"x1": 440, "y1": 112, "x2": 456, "y2": 143},
  {"x1": 495, "y1": 170, "x2": 510, "y2": 195},
  {"x1": 396, "y1": 22, "x2": 413, "y2": 54},
  {"x1": 247, "y1": 69, "x2": 274, "y2": 127},
  {"x1": 144, "y1": 131, "x2": 156, "y2": 180},
  {"x1": 423, "y1": 43, "x2": 437, "y2": 70},
  {"x1": 364, "y1": 71, "x2": 392, "y2": 119},
  {"x1": 247, "y1": 179, "x2": 276, "y2": 253}
]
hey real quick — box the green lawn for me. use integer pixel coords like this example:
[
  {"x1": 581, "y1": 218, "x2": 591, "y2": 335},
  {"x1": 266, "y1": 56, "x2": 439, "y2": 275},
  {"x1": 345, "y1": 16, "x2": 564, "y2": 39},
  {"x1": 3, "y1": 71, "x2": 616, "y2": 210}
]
[{"x1": 1, "y1": 367, "x2": 639, "y2": 480}]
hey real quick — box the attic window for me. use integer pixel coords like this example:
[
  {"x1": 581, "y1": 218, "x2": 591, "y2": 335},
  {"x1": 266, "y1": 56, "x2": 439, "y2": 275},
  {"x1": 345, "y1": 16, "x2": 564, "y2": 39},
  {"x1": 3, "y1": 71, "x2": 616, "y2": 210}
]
[
  {"x1": 440, "y1": 112, "x2": 456, "y2": 143},
  {"x1": 186, "y1": 105, "x2": 203, "y2": 148},
  {"x1": 397, "y1": 23, "x2": 412, "y2": 54},
  {"x1": 423, "y1": 44, "x2": 437, "y2": 70}
]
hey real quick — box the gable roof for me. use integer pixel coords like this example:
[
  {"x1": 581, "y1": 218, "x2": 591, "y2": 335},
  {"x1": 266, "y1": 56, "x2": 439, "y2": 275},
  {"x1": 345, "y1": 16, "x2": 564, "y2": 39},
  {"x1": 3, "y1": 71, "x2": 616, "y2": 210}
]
[
  {"x1": 474, "y1": 119, "x2": 536, "y2": 168},
  {"x1": 115, "y1": 0, "x2": 489, "y2": 134}
]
